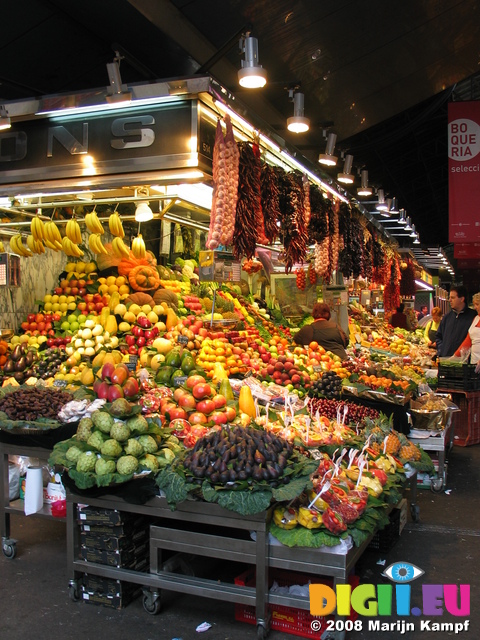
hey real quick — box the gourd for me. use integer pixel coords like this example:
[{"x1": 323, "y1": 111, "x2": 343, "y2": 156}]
[
  {"x1": 126, "y1": 292, "x2": 156, "y2": 307},
  {"x1": 165, "y1": 308, "x2": 179, "y2": 330},
  {"x1": 128, "y1": 265, "x2": 161, "y2": 291},
  {"x1": 153, "y1": 288, "x2": 178, "y2": 309},
  {"x1": 117, "y1": 250, "x2": 157, "y2": 277}
]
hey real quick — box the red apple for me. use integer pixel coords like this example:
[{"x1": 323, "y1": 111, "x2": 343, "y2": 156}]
[
  {"x1": 101, "y1": 362, "x2": 116, "y2": 381},
  {"x1": 128, "y1": 345, "x2": 138, "y2": 355},
  {"x1": 54, "y1": 287, "x2": 63, "y2": 295},
  {"x1": 192, "y1": 382, "x2": 213, "y2": 400},
  {"x1": 95, "y1": 381, "x2": 111, "y2": 400},
  {"x1": 195, "y1": 399, "x2": 216, "y2": 415},
  {"x1": 136, "y1": 336, "x2": 146, "y2": 347},
  {"x1": 21, "y1": 321, "x2": 29, "y2": 331},
  {"x1": 78, "y1": 288, "x2": 87, "y2": 297},
  {"x1": 111, "y1": 366, "x2": 128, "y2": 386},
  {"x1": 77, "y1": 302, "x2": 87, "y2": 311},
  {"x1": 52, "y1": 313, "x2": 62, "y2": 321},
  {"x1": 125, "y1": 335, "x2": 136, "y2": 346},
  {"x1": 27, "y1": 314, "x2": 36, "y2": 323}
]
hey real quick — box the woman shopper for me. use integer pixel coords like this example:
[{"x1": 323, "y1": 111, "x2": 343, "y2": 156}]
[
  {"x1": 293, "y1": 302, "x2": 349, "y2": 360},
  {"x1": 454, "y1": 292, "x2": 480, "y2": 372},
  {"x1": 424, "y1": 307, "x2": 443, "y2": 348}
]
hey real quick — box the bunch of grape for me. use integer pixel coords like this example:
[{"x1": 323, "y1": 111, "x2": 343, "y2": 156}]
[{"x1": 296, "y1": 267, "x2": 306, "y2": 290}]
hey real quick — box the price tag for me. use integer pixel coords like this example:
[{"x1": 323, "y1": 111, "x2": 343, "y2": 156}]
[
  {"x1": 53, "y1": 379, "x2": 67, "y2": 388},
  {"x1": 126, "y1": 355, "x2": 138, "y2": 371},
  {"x1": 313, "y1": 365, "x2": 323, "y2": 372},
  {"x1": 177, "y1": 335, "x2": 188, "y2": 345},
  {"x1": 172, "y1": 375, "x2": 187, "y2": 387}
]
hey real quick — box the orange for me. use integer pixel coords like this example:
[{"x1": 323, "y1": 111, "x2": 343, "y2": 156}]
[{"x1": 309, "y1": 341, "x2": 319, "y2": 351}]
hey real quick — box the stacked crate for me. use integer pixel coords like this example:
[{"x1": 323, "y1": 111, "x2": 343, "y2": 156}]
[{"x1": 77, "y1": 505, "x2": 150, "y2": 609}]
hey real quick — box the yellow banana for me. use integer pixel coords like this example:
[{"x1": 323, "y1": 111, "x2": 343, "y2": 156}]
[
  {"x1": 35, "y1": 239, "x2": 45, "y2": 254},
  {"x1": 111, "y1": 237, "x2": 123, "y2": 259},
  {"x1": 44, "y1": 238, "x2": 59, "y2": 251},
  {"x1": 9, "y1": 235, "x2": 19, "y2": 255},
  {"x1": 27, "y1": 234, "x2": 39, "y2": 254},
  {"x1": 66, "y1": 219, "x2": 82, "y2": 244},
  {"x1": 96, "y1": 233, "x2": 108, "y2": 255},
  {"x1": 32, "y1": 216, "x2": 46, "y2": 242},
  {"x1": 86, "y1": 210, "x2": 104, "y2": 234},
  {"x1": 46, "y1": 221, "x2": 62, "y2": 245},
  {"x1": 132, "y1": 234, "x2": 146, "y2": 259},
  {"x1": 0, "y1": 240, "x2": 4, "y2": 252},
  {"x1": 12, "y1": 234, "x2": 32, "y2": 257},
  {"x1": 62, "y1": 236, "x2": 73, "y2": 256},
  {"x1": 88, "y1": 233, "x2": 103, "y2": 255},
  {"x1": 113, "y1": 236, "x2": 130, "y2": 258},
  {"x1": 109, "y1": 212, "x2": 125, "y2": 238}
]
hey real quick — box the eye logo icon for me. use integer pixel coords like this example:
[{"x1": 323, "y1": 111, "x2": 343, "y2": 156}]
[{"x1": 383, "y1": 562, "x2": 424, "y2": 583}]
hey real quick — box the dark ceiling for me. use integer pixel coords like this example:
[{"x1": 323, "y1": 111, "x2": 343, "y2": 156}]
[{"x1": 2, "y1": 0, "x2": 480, "y2": 284}]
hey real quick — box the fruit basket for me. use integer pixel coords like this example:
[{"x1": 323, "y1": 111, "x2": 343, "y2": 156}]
[{"x1": 0, "y1": 329, "x2": 14, "y2": 341}]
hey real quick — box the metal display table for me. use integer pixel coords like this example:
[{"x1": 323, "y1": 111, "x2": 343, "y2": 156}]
[
  {"x1": 66, "y1": 475, "x2": 418, "y2": 640},
  {"x1": 408, "y1": 416, "x2": 454, "y2": 492}
]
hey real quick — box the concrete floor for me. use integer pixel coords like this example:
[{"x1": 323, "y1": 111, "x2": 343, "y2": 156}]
[{"x1": 1, "y1": 443, "x2": 479, "y2": 640}]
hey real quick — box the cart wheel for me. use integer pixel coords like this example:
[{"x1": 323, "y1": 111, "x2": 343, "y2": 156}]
[
  {"x1": 2, "y1": 542, "x2": 16, "y2": 559},
  {"x1": 68, "y1": 583, "x2": 80, "y2": 602},
  {"x1": 431, "y1": 478, "x2": 444, "y2": 493},
  {"x1": 257, "y1": 623, "x2": 268, "y2": 639},
  {"x1": 410, "y1": 504, "x2": 420, "y2": 522},
  {"x1": 143, "y1": 594, "x2": 162, "y2": 615}
]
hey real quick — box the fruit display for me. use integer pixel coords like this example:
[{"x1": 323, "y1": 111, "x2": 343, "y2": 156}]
[
  {"x1": 0, "y1": 386, "x2": 72, "y2": 422},
  {"x1": 308, "y1": 371, "x2": 343, "y2": 399},
  {"x1": 49, "y1": 404, "x2": 182, "y2": 488}
]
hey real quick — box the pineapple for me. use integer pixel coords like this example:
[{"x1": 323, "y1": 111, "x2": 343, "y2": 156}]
[
  {"x1": 399, "y1": 442, "x2": 422, "y2": 462},
  {"x1": 385, "y1": 431, "x2": 401, "y2": 455}
]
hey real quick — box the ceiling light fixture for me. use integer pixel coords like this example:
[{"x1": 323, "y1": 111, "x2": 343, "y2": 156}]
[
  {"x1": 413, "y1": 236, "x2": 420, "y2": 245},
  {"x1": 337, "y1": 154, "x2": 354, "y2": 184},
  {"x1": 375, "y1": 189, "x2": 388, "y2": 211},
  {"x1": 106, "y1": 52, "x2": 132, "y2": 105},
  {"x1": 357, "y1": 169, "x2": 372, "y2": 196},
  {"x1": 398, "y1": 208, "x2": 407, "y2": 225},
  {"x1": 390, "y1": 197, "x2": 399, "y2": 213},
  {"x1": 238, "y1": 33, "x2": 267, "y2": 88},
  {"x1": 404, "y1": 216, "x2": 412, "y2": 231},
  {"x1": 410, "y1": 224, "x2": 417, "y2": 238},
  {"x1": 318, "y1": 133, "x2": 337, "y2": 166},
  {"x1": 0, "y1": 105, "x2": 11, "y2": 130},
  {"x1": 286, "y1": 90, "x2": 310, "y2": 133},
  {"x1": 380, "y1": 197, "x2": 392, "y2": 218},
  {"x1": 134, "y1": 187, "x2": 153, "y2": 222}
]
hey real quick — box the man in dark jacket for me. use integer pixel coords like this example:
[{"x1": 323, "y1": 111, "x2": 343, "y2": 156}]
[{"x1": 436, "y1": 286, "x2": 477, "y2": 357}]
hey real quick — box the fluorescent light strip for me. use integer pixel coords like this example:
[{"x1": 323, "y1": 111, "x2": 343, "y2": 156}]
[
  {"x1": 214, "y1": 102, "x2": 255, "y2": 134},
  {"x1": 415, "y1": 280, "x2": 434, "y2": 291},
  {"x1": 259, "y1": 133, "x2": 280, "y2": 153},
  {"x1": 36, "y1": 95, "x2": 182, "y2": 118},
  {"x1": 280, "y1": 150, "x2": 348, "y2": 202}
]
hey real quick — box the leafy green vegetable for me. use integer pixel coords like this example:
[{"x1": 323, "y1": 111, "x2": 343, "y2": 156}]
[{"x1": 270, "y1": 522, "x2": 345, "y2": 548}]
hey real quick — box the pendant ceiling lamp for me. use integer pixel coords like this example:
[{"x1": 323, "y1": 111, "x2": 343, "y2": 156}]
[
  {"x1": 337, "y1": 154, "x2": 354, "y2": 184},
  {"x1": 357, "y1": 169, "x2": 372, "y2": 196},
  {"x1": 238, "y1": 33, "x2": 267, "y2": 88},
  {"x1": 375, "y1": 188, "x2": 388, "y2": 211},
  {"x1": 135, "y1": 188, "x2": 153, "y2": 222},
  {"x1": 287, "y1": 90, "x2": 310, "y2": 133},
  {"x1": 318, "y1": 133, "x2": 337, "y2": 166},
  {"x1": 106, "y1": 52, "x2": 132, "y2": 105}
]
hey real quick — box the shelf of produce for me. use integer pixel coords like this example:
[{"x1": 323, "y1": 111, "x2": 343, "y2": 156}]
[{"x1": 408, "y1": 417, "x2": 454, "y2": 492}]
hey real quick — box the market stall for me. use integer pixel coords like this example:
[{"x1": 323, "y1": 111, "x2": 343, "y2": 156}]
[{"x1": 0, "y1": 75, "x2": 448, "y2": 638}]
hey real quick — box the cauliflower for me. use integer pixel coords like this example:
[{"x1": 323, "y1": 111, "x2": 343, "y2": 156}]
[
  {"x1": 66, "y1": 445, "x2": 83, "y2": 463},
  {"x1": 76, "y1": 417, "x2": 93, "y2": 442},
  {"x1": 100, "y1": 439, "x2": 123, "y2": 458},
  {"x1": 91, "y1": 410, "x2": 114, "y2": 434},
  {"x1": 138, "y1": 454, "x2": 159, "y2": 471},
  {"x1": 87, "y1": 430, "x2": 108, "y2": 451},
  {"x1": 95, "y1": 457, "x2": 116, "y2": 476},
  {"x1": 137, "y1": 434, "x2": 158, "y2": 454},
  {"x1": 124, "y1": 438, "x2": 144, "y2": 458},
  {"x1": 76, "y1": 451, "x2": 97, "y2": 473},
  {"x1": 116, "y1": 455, "x2": 139, "y2": 476},
  {"x1": 110, "y1": 421, "x2": 131, "y2": 442},
  {"x1": 126, "y1": 415, "x2": 149, "y2": 435}
]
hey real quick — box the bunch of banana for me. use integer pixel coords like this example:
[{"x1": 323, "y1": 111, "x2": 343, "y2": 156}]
[
  {"x1": 88, "y1": 233, "x2": 108, "y2": 255},
  {"x1": 132, "y1": 234, "x2": 146, "y2": 259},
  {"x1": 85, "y1": 211, "x2": 104, "y2": 234},
  {"x1": 62, "y1": 236, "x2": 84, "y2": 257},
  {"x1": 26, "y1": 234, "x2": 45, "y2": 255},
  {"x1": 112, "y1": 236, "x2": 130, "y2": 259},
  {"x1": 66, "y1": 218, "x2": 82, "y2": 244},
  {"x1": 44, "y1": 221, "x2": 63, "y2": 251},
  {"x1": 31, "y1": 216, "x2": 46, "y2": 242},
  {"x1": 10, "y1": 234, "x2": 33, "y2": 257},
  {"x1": 108, "y1": 212, "x2": 125, "y2": 238}
]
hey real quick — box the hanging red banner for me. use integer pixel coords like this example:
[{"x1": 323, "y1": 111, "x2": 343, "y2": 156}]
[
  {"x1": 454, "y1": 242, "x2": 480, "y2": 259},
  {"x1": 448, "y1": 101, "x2": 480, "y2": 243},
  {"x1": 456, "y1": 259, "x2": 480, "y2": 269}
]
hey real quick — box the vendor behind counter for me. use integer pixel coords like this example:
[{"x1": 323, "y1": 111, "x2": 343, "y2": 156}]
[{"x1": 293, "y1": 302, "x2": 349, "y2": 360}]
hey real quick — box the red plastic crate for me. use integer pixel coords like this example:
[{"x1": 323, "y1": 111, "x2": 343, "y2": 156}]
[
  {"x1": 234, "y1": 568, "x2": 359, "y2": 639},
  {"x1": 447, "y1": 390, "x2": 480, "y2": 446}
]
